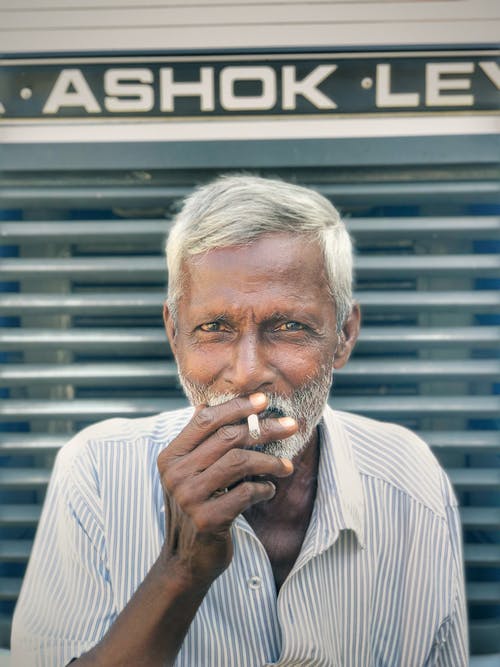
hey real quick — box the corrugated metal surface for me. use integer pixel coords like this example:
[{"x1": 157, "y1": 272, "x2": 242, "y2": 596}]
[
  {"x1": 0, "y1": 169, "x2": 499, "y2": 659},
  {"x1": 0, "y1": 0, "x2": 498, "y2": 52}
]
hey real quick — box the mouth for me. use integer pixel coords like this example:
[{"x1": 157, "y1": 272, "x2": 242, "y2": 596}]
[
  {"x1": 237, "y1": 406, "x2": 287, "y2": 428},
  {"x1": 258, "y1": 406, "x2": 287, "y2": 420},
  {"x1": 245, "y1": 407, "x2": 287, "y2": 452}
]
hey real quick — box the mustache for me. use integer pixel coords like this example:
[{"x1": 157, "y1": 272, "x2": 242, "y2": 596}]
[
  {"x1": 185, "y1": 388, "x2": 294, "y2": 415},
  {"x1": 178, "y1": 364, "x2": 334, "y2": 460},
  {"x1": 259, "y1": 406, "x2": 287, "y2": 419},
  {"x1": 205, "y1": 393, "x2": 295, "y2": 420}
]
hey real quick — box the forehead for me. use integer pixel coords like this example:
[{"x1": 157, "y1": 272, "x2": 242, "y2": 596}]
[{"x1": 179, "y1": 233, "x2": 332, "y2": 313}]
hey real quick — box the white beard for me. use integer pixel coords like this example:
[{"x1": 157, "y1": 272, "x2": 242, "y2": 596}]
[{"x1": 178, "y1": 364, "x2": 333, "y2": 460}]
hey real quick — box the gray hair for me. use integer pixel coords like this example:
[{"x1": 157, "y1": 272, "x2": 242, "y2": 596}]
[{"x1": 165, "y1": 174, "x2": 353, "y2": 331}]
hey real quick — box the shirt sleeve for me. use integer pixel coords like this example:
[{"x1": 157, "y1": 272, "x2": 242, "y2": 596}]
[
  {"x1": 10, "y1": 440, "x2": 117, "y2": 667},
  {"x1": 426, "y1": 474, "x2": 469, "y2": 667},
  {"x1": 435, "y1": 587, "x2": 469, "y2": 667}
]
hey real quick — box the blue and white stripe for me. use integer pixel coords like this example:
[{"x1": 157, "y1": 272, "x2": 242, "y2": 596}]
[{"x1": 11, "y1": 406, "x2": 468, "y2": 666}]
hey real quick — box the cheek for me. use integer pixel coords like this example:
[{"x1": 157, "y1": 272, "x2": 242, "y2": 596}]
[
  {"x1": 175, "y1": 339, "x2": 336, "y2": 389},
  {"x1": 175, "y1": 345, "x2": 228, "y2": 383},
  {"x1": 265, "y1": 344, "x2": 335, "y2": 385}
]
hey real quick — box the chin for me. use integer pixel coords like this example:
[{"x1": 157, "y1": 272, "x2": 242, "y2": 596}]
[{"x1": 259, "y1": 427, "x2": 314, "y2": 460}]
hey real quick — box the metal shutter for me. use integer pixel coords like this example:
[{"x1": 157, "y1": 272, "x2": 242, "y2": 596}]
[{"x1": 1, "y1": 167, "x2": 499, "y2": 660}]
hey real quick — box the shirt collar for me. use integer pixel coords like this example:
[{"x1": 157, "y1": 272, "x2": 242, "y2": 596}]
[
  {"x1": 235, "y1": 405, "x2": 365, "y2": 561},
  {"x1": 313, "y1": 405, "x2": 365, "y2": 552}
]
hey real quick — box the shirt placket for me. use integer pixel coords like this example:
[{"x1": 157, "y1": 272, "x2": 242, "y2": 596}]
[{"x1": 232, "y1": 516, "x2": 282, "y2": 665}]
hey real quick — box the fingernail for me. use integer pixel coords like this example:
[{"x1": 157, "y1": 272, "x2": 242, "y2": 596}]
[
  {"x1": 266, "y1": 481, "x2": 276, "y2": 496},
  {"x1": 249, "y1": 392, "x2": 267, "y2": 408},
  {"x1": 278, "y1": 416, "x2": 296, "y2": 428},
  {"x1": 280, "y1": 458, "x2": 294, "y2": 474}
]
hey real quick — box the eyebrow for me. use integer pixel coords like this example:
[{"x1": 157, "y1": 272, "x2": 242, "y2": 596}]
[
  {"x1": 192, "y1": 310, "x2": 229, "y2": 322},
  {"x1": 192, "y1": 307, "x2": 320, "y2": 327},
  {"x1": 268, "y1": 309, "x2": 314, "y2": 320}
]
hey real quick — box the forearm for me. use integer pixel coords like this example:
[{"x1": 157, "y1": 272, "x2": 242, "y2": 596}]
[
  {"x1": 71, "y1": 395, "x2": 294, "y2": 666},
  {"x1": 72, "y1": 555, "x2": 213, "y2": 667}
]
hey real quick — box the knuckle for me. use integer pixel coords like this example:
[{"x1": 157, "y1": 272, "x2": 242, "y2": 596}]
[
  {"x1": 162, "y1": 465, "x2": 182, "y2": 492},
  {"x1": 174, "y1": 485, "x2": 192, "y2": 512},
  {"x1": 217, "y1": 424, "x2": 240, "y2": 444},
  {"x1": 193, "y1": 406, "x2": 215, "y2": 430},
  {"x1": 233, "y1": 396, "x2": 250, "y2": 412},
  {"x1": 157, "y1": 452, "x2": 165, "y2": 473},
  {"x1": 226, "y1": 447, "x2": 247, "y2": 469},
  {"x1": 192, "y1": 509, "x2": 212, "y2": 533},
  {"x1": 235, "y1": 481, "x2": 254, "y2": 505},
  {"x1": 156, "y1": 449, "x2": 171, "y2": 472}
]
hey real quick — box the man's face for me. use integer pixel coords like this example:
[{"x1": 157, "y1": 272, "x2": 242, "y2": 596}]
[{"x1": 164, "y1": 233, "x2": 358, "y2": 459}]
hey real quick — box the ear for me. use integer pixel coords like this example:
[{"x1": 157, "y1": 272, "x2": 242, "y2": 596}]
[
  {"x1": 163, "y1": 301, "x2": 178, "y2": 356},
  {"x1": 333, "y1": 303, "x2": 361, "y2": 370}
]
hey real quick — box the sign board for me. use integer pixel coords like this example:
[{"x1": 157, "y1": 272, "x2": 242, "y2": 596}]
[{"x1": 1, "y1": 51, "x2": 499, "y2": 121}]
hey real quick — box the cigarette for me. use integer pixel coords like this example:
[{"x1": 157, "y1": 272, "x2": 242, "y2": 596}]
[{"x1": 247, "y1": 413, "x2": 261, "y2": 440}]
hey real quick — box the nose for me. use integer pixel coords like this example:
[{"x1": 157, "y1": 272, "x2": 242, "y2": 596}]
[{"x1": 224, "y1": 332, "x2": 276, "y2": 394}]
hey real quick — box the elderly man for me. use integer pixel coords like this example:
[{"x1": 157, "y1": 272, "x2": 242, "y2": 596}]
[{"x1": 12, "y1": 176, "x2": 467, "y2": 666}]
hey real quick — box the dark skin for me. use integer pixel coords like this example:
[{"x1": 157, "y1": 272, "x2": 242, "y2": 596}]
[
  {"x1": 72, "y1": 233, "x2": 360, "y2": 666},
  {"x1": 243, "y1": 433, "x2": 320, "y2": 591}
]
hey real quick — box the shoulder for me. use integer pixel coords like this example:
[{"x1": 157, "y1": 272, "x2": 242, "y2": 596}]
[{"x1": 331, "y1": 409, "x2": 454, "y2": 517}]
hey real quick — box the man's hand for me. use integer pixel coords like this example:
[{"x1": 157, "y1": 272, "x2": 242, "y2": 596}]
[
  {"x1": 157, "y1": 392, "x2": 296, "y2": 585},
  {"x1": 71, "y1": 394, "x2": 297, "y2": 666}
]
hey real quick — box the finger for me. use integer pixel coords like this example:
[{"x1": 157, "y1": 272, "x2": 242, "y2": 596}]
[
  {"x1": 160, "y1": 415, "x2": 297, "y2": 497},
  {"x1": 214, "y1": 480, "x2": 279, "y2": 517},
  {"x1": 165, "y1": 392, "x2": 268, "y2": 458},
  {"x1": 190, "y1": 480, "x2": 278, "y2": 533},
  {"x1": 191, "y1": 449, "x2": 294, "y2": 502},
  {"x1": 189, "y1": 415, "x2": 298, "y2": 471}
]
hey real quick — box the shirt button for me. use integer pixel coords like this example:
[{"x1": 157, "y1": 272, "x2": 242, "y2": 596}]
[{"x1": 248, "y1": 575, "x2": 262, "y2": 590}]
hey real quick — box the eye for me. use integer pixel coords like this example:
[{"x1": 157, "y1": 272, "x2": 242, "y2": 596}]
[
  {"x1": 276, "y1": 321, "x2": 305, "y2": 332},
  {"x1": 199, "y1": 322, "x2": 225, "y2": 332}
]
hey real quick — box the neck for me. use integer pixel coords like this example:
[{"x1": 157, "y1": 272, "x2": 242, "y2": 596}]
[
  {"x1": 242, "y1": 427, "x2": 321, "y2": 592},
  {"x1": 244, "y1": 426, "x2": 320, "y2": 522}
]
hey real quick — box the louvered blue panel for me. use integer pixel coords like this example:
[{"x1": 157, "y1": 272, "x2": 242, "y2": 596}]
[{"x1": 0, "y1": 173, "x2": 499, "y2": 661}]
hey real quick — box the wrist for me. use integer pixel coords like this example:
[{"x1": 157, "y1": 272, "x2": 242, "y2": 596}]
[{"x1": 156, "y1": 550, "x2": 215, "y2": 598}]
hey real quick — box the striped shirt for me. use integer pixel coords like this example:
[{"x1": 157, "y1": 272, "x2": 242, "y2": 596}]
[{"x1": 11, "y1": 406, "x2": 468, "y2": 666}]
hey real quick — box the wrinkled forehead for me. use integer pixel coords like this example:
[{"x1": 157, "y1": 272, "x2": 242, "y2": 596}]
[{"x1": 178, "y1": 233, "x2": 332, "y2": 312}]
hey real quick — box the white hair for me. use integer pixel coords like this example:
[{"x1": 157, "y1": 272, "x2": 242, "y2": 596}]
[{"x1": 165, "y1": 174, "x2": 354, "y2": 331}]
